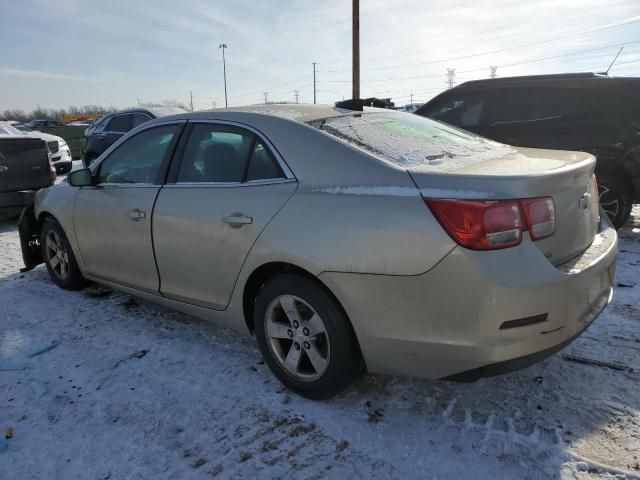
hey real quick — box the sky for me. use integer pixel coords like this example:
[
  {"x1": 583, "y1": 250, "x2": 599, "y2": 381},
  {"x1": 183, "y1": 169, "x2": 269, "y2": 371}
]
[{"x1": 1, "y1": 0, "x2": 639, "y2": 111}]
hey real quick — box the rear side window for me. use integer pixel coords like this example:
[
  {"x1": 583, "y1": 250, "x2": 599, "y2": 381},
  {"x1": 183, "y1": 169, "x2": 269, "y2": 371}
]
[
  {"x1": 246, "y1": 141, "x2": 284, "y2": 181},
  {"x1": 177, "y1": 124, "x2": 253, "y2": 183},
  {"x1": 132, "y1": 113, "x2": 152, "y2": 128},
  {"x1": 491, "y1": 87, "x2": 569, "y2": 125},
  {"x1": 176, "y1": 124, "x2": 284, "y2": 183},
  {"x1": 427, "y1": 94, "x2": 487, "y2": 128},
  {"x1": 106, "y1": 114, "x2": 133, "y2": 133}
]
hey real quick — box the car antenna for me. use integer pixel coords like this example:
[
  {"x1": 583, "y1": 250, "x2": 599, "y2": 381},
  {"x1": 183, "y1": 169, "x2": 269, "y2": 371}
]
[{"x1": 605, "y1": 45, "x2": 624, "y2": 75}]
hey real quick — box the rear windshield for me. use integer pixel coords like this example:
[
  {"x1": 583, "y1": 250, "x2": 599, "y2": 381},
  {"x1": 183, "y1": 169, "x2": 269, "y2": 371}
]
[{"x1": 312, "y1": 112, "x2": 514, "y2": 172}]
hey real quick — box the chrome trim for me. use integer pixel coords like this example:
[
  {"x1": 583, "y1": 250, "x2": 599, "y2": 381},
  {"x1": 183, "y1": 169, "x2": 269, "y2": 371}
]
[
  {"x1": 165, "y1": 178, "x2": 296, "y2": 188},
  {"x1": 82, "y1": 183, "x2": 159, "y2": 189},
  {"x1": 184, "y1": 119, "x2": 296, "y2": 180}
]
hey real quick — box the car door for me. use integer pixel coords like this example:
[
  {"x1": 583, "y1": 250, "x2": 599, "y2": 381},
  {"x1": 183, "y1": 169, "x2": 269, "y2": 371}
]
[
  {"x1": 153, "y1": 122, "x2": 297, "y2": 309},
  {"x1": 73, "y1": 122, "x2": 183, "y2": 292}
]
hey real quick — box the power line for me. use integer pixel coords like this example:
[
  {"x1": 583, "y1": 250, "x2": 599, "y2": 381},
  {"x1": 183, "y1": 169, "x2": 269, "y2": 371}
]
[
  {"x1": 319, "y1": 41, "x2": 640, "y2": 83},
  {"x1": 322, "y1": 15, "x2": 640, "y2": 71}
]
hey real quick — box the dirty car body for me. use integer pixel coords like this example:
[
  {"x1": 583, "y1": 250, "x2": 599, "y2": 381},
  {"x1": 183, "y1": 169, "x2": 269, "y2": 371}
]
[{"x1": 20, "y1": 105, "x2": 618, "y2": 397}]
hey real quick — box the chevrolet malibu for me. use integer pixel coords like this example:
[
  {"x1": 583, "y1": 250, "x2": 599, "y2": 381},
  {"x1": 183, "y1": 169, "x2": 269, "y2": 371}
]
[{"x1": 19, "y1": 105, "x2": 617, "y2": 399}]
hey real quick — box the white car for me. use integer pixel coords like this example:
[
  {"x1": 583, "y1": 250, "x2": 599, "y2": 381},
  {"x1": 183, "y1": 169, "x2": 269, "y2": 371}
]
[{"x1": 9, "y1": 121, "x2": 72, "y2": 174}]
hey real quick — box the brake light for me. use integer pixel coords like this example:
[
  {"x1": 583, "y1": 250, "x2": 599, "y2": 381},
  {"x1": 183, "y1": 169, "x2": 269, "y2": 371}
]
[
  {"x1": 425, "y1": 197, "x2": 555, "y2": 250},
  {"x1": 521, "y1": 197, "x2": 555, "y2": 240}
]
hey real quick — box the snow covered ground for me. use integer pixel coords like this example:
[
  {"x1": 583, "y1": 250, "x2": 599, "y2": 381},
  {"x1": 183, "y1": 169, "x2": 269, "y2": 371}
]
[{"x1": 1, "y1": 206, "x2": 639, "y2": 479}]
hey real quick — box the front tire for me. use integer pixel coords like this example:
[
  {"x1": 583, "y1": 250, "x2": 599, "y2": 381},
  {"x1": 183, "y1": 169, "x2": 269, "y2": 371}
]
[
  {"x1": 254, "y1": 274, "x2": 361, "y2": 400},
  {"x1": 41, "y1": 217, "x2": 85, "y2": 290}
]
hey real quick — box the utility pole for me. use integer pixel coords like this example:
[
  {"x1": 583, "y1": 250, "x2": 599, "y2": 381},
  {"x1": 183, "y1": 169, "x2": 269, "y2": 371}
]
[
  {"x1": 410, "y1": 92, "x2": 414, "y2": 105},
  {"x1": 446, "y1": 68, "x2": 456, "y2": 89},
  {"x1": 313, "y1": 62, "x2": 317, "y2": 104},
  {"x1": 352, "y1": 0, "x2": 360, "y2": 99},
  {"x1": 263, "y1": 91, "x2": 269, "y2": 104},
  {"x1": 212, "y1": 100, "x2": 216, "y2": 109},
  {"x1": 294, "y1": 90, "x2": 300, "y2": 104},
  {"x1": 219, "y1": 43, "x2": 228, "y2": 108},
  {"x1": 137, "y1": 99, "x2": 140, "y2": 107},
  {"x1": 490, "y1": 65, "x2": 498, "y2": 78},
  {"x1": 189, "y1": 91, "x2": 194, "y2": 111}
]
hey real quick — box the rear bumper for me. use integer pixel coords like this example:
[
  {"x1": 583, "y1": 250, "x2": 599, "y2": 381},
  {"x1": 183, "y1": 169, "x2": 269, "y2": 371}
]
[
  {"x1": 444, "y1": 287, "x2": 611, "y2": 382},
  {"x1": 0, "y1": 190, "x2": 36, "y2": 208},
  {"x1": 319, "y1": 215, "x2": 618, "y2": 380}
]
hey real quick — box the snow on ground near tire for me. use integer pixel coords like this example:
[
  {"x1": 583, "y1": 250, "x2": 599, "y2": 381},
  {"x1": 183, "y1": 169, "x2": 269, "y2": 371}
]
[{"x1": 1, "y1": 209, "x2": 639, "y2": 480}]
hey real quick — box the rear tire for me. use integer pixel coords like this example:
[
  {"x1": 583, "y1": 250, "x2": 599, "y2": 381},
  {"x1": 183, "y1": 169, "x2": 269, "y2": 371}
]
[
  {"x1": 254, "y1": 274, "x2": 361, "y2": 400},
  {"x1": 597, "y1": 173, "x2": 633, "y2": 229},
  {"x1": 41, "y1": 217, "x2": 85, "y2": 290}
]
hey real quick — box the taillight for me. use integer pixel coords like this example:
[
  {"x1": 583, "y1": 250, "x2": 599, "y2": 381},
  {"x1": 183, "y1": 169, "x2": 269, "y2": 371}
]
[
  {"x1": 521, "y1": 197, "x2": 555, "y2": 240},
  {"x1": 425, "y1": 197, "x2": 555, "y2": 250}
]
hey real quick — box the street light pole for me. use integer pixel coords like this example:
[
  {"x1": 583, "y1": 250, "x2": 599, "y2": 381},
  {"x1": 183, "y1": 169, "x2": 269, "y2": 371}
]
[
  {"x1": 219, "y1": 43, "x2": 228, "y2": 108},
  {"x1": 352, "y1": 0, "x2": 360, "y2": 100}
]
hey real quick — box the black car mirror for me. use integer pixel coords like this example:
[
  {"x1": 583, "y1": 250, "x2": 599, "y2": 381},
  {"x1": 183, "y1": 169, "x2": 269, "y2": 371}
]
[{"x1": 68, "y1": 168, "x2": 93, "y2": 187}]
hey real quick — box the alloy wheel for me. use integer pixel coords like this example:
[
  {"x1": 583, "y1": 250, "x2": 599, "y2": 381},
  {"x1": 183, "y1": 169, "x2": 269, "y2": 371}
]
[
  {"x1": 45, "y1": 230, "x2": 69, "y2": 280},
  {"x1": 598, "y1": 182, "x2": 620, "y2": 221},
  {"x1": 264, "y1": 294, "x2": 330, "y2": 382}
]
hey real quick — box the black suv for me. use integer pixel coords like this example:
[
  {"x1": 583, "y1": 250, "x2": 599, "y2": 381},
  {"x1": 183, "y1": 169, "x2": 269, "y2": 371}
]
[
  {"x1": 82, "y1": 107, "x2": 187, "y2": 167},
  {"x1": 415, "y1": 73, "x2": 640, "y2": 228}
]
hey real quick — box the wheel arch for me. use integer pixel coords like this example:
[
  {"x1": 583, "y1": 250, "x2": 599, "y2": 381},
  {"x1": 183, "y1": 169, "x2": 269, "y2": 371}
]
[{"x1": 242, "y1": 261, "x2": 364, "y2": 361}]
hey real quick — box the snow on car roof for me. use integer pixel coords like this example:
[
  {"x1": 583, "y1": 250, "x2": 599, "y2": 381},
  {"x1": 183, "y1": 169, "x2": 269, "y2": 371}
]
[{"x1": 202, "y1": 104, "x2": 359, "y2": 124}]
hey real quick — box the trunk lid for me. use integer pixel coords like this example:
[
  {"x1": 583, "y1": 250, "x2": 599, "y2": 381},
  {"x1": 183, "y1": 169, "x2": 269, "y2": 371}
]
[
  {"x1": 411, "y1": 146, "x2": 599, "y2": 265},
  {"x1": 0, "y1": 137, "x2": 52, "y2": 193}
]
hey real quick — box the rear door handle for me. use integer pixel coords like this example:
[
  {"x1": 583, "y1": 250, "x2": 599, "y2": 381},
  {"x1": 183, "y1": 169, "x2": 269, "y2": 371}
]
[
  {"x1": 128, "y1": 209, "x2": 146, "y2": 221},
  {"x1": 223, "y1": 213, "x2": 253, "y2": 228}
]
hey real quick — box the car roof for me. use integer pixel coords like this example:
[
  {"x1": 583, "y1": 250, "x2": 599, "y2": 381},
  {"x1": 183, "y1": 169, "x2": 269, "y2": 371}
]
[
  {"x1": 154, "y1": 104, "x2": 390, "y2": 125},
  {"x1": 455, "y1": 72, "x2": 639, "y2": 89},
  {"x1": 107, "y1": 107, "x2": 189, "y2": 118}
]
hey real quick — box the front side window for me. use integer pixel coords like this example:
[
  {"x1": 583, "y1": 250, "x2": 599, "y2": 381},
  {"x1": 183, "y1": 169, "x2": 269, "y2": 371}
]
[
  {"x1": 96, "y1": 125, "x2": 177, "y2": 184},
  {"x1": 106, "y1": 114, "x2": 133, "y2": 133},
  {"x1": 176, "y1": 124, "x2": 284, "y2": 183}
]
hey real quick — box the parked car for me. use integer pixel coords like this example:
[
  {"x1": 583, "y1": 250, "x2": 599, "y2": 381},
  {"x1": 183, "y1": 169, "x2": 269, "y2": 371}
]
[
  {"x1": 19, "y1": 105, "x2": 616, "y2": 399},
  {"x1": 26, "y1": 119, "x2": 65, "y2": 129},
  {"x1": 9, "y1": 121, "x2": 73, "y2": 174},
  {"x1": 415, "y1": 72, "x2": 640, "y2": 229},
  {"x1": 82, "y1": 107, "x2": 187, "y2": 167},
  {"x1": 0, "y1": 123, "x2": 55, "y2": 209}
]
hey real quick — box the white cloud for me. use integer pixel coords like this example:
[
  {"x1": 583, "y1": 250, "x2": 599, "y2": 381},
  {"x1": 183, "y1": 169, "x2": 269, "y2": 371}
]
[{"x1": 0, "y1": 69, "x2": 98, "y2": 82}]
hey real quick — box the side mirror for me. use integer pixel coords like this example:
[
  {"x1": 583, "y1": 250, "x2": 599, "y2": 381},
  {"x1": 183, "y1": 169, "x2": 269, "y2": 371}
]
[{"x1": 68, "y1": 168, "x2": 93, "y2": 187}]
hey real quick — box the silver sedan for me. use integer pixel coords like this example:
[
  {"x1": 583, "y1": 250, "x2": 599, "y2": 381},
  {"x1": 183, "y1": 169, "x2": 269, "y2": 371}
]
[{"x1": 20, "y1": 105, "x2": 617, "y2": 399}]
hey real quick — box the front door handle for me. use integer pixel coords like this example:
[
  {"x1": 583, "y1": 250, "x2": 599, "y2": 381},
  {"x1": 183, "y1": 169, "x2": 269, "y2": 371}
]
[
  {"x1": 128, "y1": 209, "x2": 146, "y2": 221},
  {"x1": 223, "y1": 213, "x2": 253, "y2": 228}
]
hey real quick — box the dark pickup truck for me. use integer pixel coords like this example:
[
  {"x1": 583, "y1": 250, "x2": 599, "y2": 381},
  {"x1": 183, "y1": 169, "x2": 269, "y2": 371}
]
[{"x1": 0, "y1": 136, "x2": 55, "y2": 209}]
